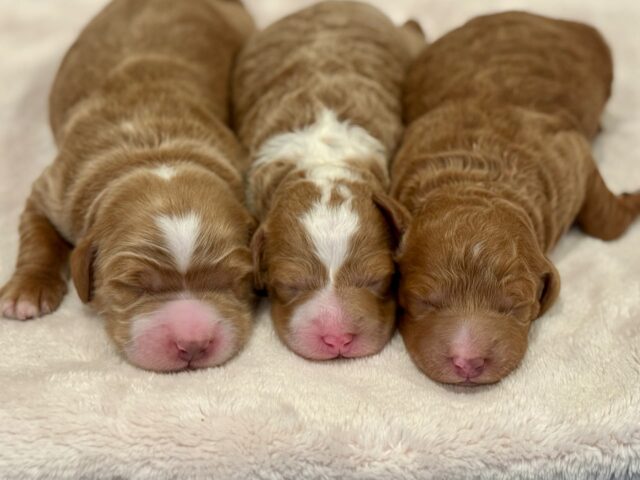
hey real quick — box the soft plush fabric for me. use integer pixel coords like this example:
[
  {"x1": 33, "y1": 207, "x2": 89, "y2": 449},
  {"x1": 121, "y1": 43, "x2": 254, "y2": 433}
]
[{"x1": 0, "y1": 1, "x2": 638, "y2": 478}]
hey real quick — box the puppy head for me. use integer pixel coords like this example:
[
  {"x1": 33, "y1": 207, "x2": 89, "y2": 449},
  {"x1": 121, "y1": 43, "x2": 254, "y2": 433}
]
[
  {"x1": 397, "y1": 199, "x2": 559, "y2": 385},
  {"x1": 253, "y1": 180, "x2": 408, "y2": 360},
  {"x1": 71, "y1": 165, "x2": 256, "y2": 372}
]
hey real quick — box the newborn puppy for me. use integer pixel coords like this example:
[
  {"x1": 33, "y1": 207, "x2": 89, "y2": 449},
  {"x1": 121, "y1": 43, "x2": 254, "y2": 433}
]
[
  {"x1": 0, "y1": 0, "x2": 257, "y2": 371},
  {"x1": 233, "y1": 1, "x2": 424, "y2": 360},
  {"x1": 392, "y1": 12, "x2": 640, "y2": 384}
]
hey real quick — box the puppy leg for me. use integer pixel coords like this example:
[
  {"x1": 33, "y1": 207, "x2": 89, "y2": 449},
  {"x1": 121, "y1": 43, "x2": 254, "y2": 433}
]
[
  {"x1": 0, "y1": 197, "x2": 71, "y2": 320},
  {"x1": 577, "y1": 168, "x2": 640, "y2": 240}
]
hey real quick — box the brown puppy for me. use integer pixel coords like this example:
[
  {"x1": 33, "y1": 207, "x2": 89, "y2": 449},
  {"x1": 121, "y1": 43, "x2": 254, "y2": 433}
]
[
  {"x1": 392, "y1": 12, "x2": 640, "y2": 385},
  {"x1": 0, "y1": 0, "x2": 257, "y2": 372},
  {"x1": 233, "y1": 1, "x2": 424, "y2": 360}
]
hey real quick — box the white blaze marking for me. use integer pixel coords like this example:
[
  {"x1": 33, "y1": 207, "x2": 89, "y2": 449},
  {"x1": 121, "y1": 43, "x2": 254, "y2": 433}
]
[
  {"x1": 156, "y1": 212, "x2": 200, "y2": 273},
  {"x1": 256, "y1": 108, "x2": 383, "y2": 285},
  {"x1": 302, "y1": 197, "x2": 359, "y2": 282}
]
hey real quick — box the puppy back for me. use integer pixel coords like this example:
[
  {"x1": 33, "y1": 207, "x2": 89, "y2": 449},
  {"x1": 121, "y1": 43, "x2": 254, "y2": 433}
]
[
  {"x1": 404, "y1": 11, "x2": 612, "y2": 138},
  {"x1": 49, "y1": 0, "x2": 254, "y2": 139},
  {"x1": 233, "y1": 0, "x2": 416, "y2": 155}
]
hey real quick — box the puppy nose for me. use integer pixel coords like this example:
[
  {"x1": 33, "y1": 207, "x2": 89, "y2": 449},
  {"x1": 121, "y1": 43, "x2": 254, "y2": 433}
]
[
  {"x1": 321, "y1": 333, "x2": 354, "y2": 352},
  {"x1": 176, "y1": 340, "x2": 211, "y2": 362},
  {"x1": 452, "y1": 356, "x2": 486, "y2": 379}
]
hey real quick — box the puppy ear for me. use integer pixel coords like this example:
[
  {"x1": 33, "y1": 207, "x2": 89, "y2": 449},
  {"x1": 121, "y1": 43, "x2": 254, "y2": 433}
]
[
  {"x1": 224, "y1": 247, "x2": 256, "y2": 300},
  {"x1": 537, "y1": 258, "x2": 561, "y2": 317},
  {"x1": 250, "y1": 225, "x2": 267, "y2": 291},
  {"x1": 372, "y1": 191, "x2": 411, "y2": 251},
  {"x1": 70, "y1": 233, "x2": 97, "y2": 303},
  {"x1": 226, "y1": 247, "x2": 255, "y2": 283}
]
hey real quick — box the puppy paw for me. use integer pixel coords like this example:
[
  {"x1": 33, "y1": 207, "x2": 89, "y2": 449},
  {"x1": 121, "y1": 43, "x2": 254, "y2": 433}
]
[{"x1": 0, "y1": 272, "x2": 67, "y2": 320}]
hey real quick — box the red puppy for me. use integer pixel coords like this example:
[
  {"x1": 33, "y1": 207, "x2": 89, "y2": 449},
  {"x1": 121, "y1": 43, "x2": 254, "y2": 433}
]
[
  {"x1": 392, "y1": 12, "x2": 640, "y2": 384},
  {"x1": 0, "y1": 0, "x2": 256, "y2": 371}
]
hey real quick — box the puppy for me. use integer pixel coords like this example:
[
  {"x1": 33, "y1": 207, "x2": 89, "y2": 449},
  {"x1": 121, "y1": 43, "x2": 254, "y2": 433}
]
[
  {"x1": 391, "y1": 12, "x2": 640, "y2": 384},
  {"x1": 0, "y1": 0, "x2": 257, "y2": 372},
  {"x1": 233, "y1": 1, "x2": 424, "y2": 360}
]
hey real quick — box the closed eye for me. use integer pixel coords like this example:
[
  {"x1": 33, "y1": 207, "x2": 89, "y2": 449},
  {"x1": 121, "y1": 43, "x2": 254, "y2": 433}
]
[
  {"x1": 355, "y1": 276, "x2": 392, "y2": 297},
  {"x1": 406, "y1": 290, "x2": 444, "y2": 314},
  {"x1": 110, "y1": 280, "x2": 168, "y2": 298},
  {"x1": 272, "y1": 280, "x2": 315, "y2": 301},
  {"x1": 414, "y1": 299, "x2": 440, "y2": 313},
  {"x1": 109, "y1": 263, "x2": 183, "y2": 297},
  {"x1": 187, "y1": 267, "x2": 238, "y2": 292},
  {"x1": 498, "y1": 300, "x2": 532, "y2": 322}
]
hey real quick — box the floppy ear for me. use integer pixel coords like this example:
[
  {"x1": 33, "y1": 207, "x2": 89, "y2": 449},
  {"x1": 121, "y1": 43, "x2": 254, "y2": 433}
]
[
  {"x1": 70, "y1": 234, "x2": 97, "y2": 303},
  {"x1": 537, "y1": 257, "x2": 561, "y2": 317},
  {"x1": 372, "y1": 191, "x2": 411, "y2": 252},
  {"x1": 250, "y1": 225, "x2": 267, "y2": 291},
  {"x1": 225, "y1": 247, "x2": 257, "y2": 300}
]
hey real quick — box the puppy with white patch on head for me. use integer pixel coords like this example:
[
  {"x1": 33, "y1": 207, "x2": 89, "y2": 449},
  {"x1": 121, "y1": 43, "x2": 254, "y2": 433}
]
[
  {"x1": 233, "y1": 1, "x2": 425, "y2": 360},
  {"x1": 0, "y1": 0, "x2": 257, "y2": 371}
]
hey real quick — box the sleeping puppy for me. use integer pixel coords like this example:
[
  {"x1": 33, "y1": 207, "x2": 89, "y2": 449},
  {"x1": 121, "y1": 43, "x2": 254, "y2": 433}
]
[
  {"x1": 0, "y1": 0, "x2": 257, "y2": 372},
  {"x1": 233, "y1": 1, "x2": 424, "y2": 360},
  {"x1": 391, "y1": 12, "x2": 640, "y2": 384}
]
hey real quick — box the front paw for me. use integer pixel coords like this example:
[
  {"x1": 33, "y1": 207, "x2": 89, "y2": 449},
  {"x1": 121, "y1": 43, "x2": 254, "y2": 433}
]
[{"x1": 0, "y1": 271, "x2": 68, "y2": 320}]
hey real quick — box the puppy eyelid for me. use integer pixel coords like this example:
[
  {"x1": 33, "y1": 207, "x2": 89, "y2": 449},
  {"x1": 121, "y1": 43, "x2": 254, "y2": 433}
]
[
  {"x1": 357, "y1": 276, "x2": 389, "y2": 291},
  {"x1": 272, "y1": 281, "x2": 311, "y2": 298},
  {"x1": 499, "y1": 301, "x2": 529, "y2": 316},
  {"x1": 421, "y1": 300, "x2": 441, "y2": 311},
  {"x1": 111, "y1": 280, "x2": 153, "y2": 298},
  {"x1": 408, "y1": 296, "x2": 441, "y2": 313},
  {"x1": 497, "y1": 304, "x2": 514, "y2": 314}
]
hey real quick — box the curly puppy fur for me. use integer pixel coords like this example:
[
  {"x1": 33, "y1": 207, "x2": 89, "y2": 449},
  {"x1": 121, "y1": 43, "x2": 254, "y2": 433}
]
[
  {"x1": 233, "y1": 1, "x2": 424, "y2": 360},
  {"x1": 392, "y1": 12, "x2": 640, "y2": 384},
  {"x1": 0, "y1": 0, "x2": 257, "y2": 371}
]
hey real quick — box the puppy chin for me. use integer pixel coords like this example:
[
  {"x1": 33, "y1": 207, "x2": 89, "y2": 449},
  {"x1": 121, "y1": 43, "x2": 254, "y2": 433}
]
[
  {"x1": 281, "y1": 325, "x2": 386, "y2": 361},
  {"x1": 123, "y1": 299, "x2": 238, "y2": 372},
  {"x1": 401, "y1": 311, "x2": 528, "y2": 385},
  {"x1": 273, "y1": 287, "x2": 393, "y2": 360}
]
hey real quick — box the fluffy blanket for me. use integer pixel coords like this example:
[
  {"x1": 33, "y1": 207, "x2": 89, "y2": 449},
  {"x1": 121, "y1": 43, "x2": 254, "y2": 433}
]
[{"x1": 0, "y1": 1, "x2": 639, "y2": 478}]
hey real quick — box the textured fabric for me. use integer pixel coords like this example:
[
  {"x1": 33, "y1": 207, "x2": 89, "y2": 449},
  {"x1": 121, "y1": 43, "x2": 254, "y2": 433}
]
[{"x1": 0, "y1": 1, "x2": 639, "y2": 479}]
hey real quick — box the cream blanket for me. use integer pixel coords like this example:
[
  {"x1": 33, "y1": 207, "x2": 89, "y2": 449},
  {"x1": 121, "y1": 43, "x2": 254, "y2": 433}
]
[{"x1": 1, "y1": 1, "x2": 639, "y2": 478}]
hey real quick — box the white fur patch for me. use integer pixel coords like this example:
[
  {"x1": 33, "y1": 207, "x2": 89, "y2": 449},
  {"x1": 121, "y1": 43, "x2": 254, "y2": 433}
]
[
  {"x1": 472, "y1": 241, "x2": 484, "y2": 258},
  {"x1": 156, "y1": 212, "x2": 200, "y2": 273},
  {"x1": 337, "y1": 184, "x2": 351, "y2": 199},
  {"x1": 288, "y1": 286, "x2": 338, "y2": 331},
  {"x1": 255, "y1": 108, "x2": 386, "y2": 188},
  {"x1": 258, "y1": 108, "x2": 382, "y2": 283},
  {"x1": 151, "y1": 165, "x2": 177, "y2": 180},
  {"x1": 302, "y1": 196, "x2": 359, "y2": 283}
]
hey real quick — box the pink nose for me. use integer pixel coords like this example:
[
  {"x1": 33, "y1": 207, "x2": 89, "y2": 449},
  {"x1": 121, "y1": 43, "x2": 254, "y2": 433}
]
[
  {"x1": 176, "y1": 340, "x2": 211, "y2": 362},
  {"x1": 452, "y1": 356, "x2": 486, "y2": 379},
  {"x1": 321, "y1": 333, "x2": 354, "y2": 354}
]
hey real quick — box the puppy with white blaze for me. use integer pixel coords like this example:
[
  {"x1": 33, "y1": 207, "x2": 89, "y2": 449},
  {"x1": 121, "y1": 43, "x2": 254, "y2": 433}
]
[
  {"x1": 0, "y1": 0, "x2": 257, "y2": 371},
  {"x1": 233, "y1": 1, "x2": 425, "y2": 360}
]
